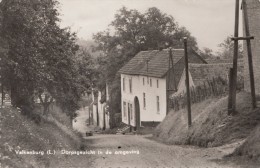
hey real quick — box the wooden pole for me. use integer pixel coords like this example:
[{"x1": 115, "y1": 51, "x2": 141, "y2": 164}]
[
  {"x1": 231, "y1": 36, "x2": 254, "y2": 40},
  {"x1": 230, "y1": 0, "x2": 240, "y2": 113},
  {"x1": 242, "y1": 0, "x2": 257, "y2": 108},
  {"x1": 228, "y1": 68, "x2": 234, "y2": 115},
  {"x1": 166, "y1": 49, "x2": 171, "y2": 114},
  {"x1": 184, "y1": 37, "x2": 192, "y2": 127}
]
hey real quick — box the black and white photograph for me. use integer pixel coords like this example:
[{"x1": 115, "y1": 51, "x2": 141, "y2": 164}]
[{"x1": 1, "y1": 0, "x2": 260, "y2": 167}]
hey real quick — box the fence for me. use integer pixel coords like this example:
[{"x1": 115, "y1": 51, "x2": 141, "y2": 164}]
[{"x1": 170, "y1": 76, "x2": 244, "y2": 111}]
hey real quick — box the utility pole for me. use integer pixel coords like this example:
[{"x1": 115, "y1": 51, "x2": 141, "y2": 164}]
[
  {"x1": 242, "y1": 0, "x2": 256, "y2": 109},
  {"x1": 228, "y1": 68, "x2": 234, "y2": 114},
  {"x1": 228, "y1": 0, "x2": 256, "y2": 113},
  {"x1": 229, "y1": 0, "x2": 240, "y2": 114},
  {"x1": 184, "y1": 37, "x2": 192, "y2": 127}
]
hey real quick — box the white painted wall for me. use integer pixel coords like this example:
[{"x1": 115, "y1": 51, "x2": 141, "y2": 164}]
[
  {"x1": 97, "y1": 91, "x2": 110, "y2": 129},
  {"x1": 91, "y1": 88, "x2": 110, "y2": 129},
  {"x1": 121, "y1": 74, "x2": 167, "y2": 127},
  {"x1": 92, "y1": 104, "x2": 98, "y2": 125}
]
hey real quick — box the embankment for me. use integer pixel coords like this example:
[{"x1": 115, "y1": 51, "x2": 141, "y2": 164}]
[
  {"x1": 154, "y1": 92, "x2": 260, "y2": 148},
  {"x1": 0, "y1": 106, "x2": 92, "y2": 168}
]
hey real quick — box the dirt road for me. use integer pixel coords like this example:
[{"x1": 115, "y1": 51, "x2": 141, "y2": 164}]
[
  {"x1": 73, "y1": 106, "x2": 94, "y2": 134},
  {"x1": 84, "y1": 134, "x2": 241, "y2": 168}
]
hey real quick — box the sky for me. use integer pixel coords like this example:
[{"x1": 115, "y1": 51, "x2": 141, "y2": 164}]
[{"x1": 58, "y1": 0, "x2": 243, "y2": 52}]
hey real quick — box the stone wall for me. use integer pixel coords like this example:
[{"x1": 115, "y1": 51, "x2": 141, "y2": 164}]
[{"x1": 243, "y1": 0, "x2": 260, "y2": 94}]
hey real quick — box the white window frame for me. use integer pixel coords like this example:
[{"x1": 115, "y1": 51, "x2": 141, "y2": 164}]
[
  {"x1": 123, "y1": 102, "x2": 127, "y2": 119},
  {"x1": 143, "y1": 93, "x2": 146, "y2": 109},
  {"x1": 157, "y1": 96, "x2": 160, "y2": 113},
  {"x1": 129, "y1": 104, "x2": 133, "y2": 120},
  {"x1": 123, "y1": 78, "x2": 125, "y2": 91},
  {"x1": 129, "y1": 78, "x2": 132, "y2": 93}
]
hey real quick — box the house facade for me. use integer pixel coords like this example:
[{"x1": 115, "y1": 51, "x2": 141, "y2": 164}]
[
  {"x1": 121, "y1": 74, "x2": 167, "y2": 128},
  {"x1": 243, "y1": 0, "x2": 260, "y2": 94},
  {"x1": 119, "y1": 49, "x2": 206, "y2": 129},
  {"x1": 91, "y1": 84, "x2": 110, "y2": 130}
]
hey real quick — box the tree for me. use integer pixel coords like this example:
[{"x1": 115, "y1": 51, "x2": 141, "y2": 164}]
[
  {"x1": 198, "y1": 47, "x2": 215, "y2": 59},
  {"x1": 93, "y1": 7, "x2": 198, "y2": 127},
  {"x1": 0, "y1": 0, "x2": 90, "y2": 122},
  {"x1": 217, "y1": 35, "x2": 243, "y2": 59}
]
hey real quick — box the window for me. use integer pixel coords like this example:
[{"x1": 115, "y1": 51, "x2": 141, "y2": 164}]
[
  {"x1": 157, "y1": 80, "x2": 159, "y2": 88},
  {"x1": 123, "y1": 78, "x2": 125, "y2": 91},
  {"x1": 143, "y1": 93, "x2": 146, "y2": 109},
  {"x1": 123, "y1": 102, "x2": 127, "y2": 119},
  {"x1": 157, "y1": 96, "x2": 160, "y2": 113},
  {"x1": 129, "y1": 78, "x2": 132, "y2": 93},
  {"x1": 129, "y1": 104, "x2": 133, "y2": 120},
  {"x1": 150, "y1": 78, "x2": 152, "y2": 87},
  {"x1": 143, "y1": 78, "x2": 145, "y2": 85}
]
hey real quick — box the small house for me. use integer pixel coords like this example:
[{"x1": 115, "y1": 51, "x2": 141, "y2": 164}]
[
  {"x1": 91, "y1": 84, "x2": 110, "y2": 130},
  {"x1": 118, "y1": 48, "x2": 206, "y2": 129}
]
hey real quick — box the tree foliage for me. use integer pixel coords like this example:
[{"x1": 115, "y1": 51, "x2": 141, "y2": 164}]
[
  {"x1": 0, "y1": 0, "x2": 92, "y2": 119},
  {"x1": 93, "y1": 7, "x2": 198, "y2": 125},
  {"x1": 217, "y1": 35, "x2": 243, "y2": 59},
  {"x1": 198, "y1": 47, "x2": 215, "y2": 59}
]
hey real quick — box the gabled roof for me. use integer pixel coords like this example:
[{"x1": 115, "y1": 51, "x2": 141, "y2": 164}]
[
  {"x1": 188, "y1": 63, "x2": 244, "y2": 86},
  {"x1": 118, "y1": 49, "x2": 186, "y2": 78}
]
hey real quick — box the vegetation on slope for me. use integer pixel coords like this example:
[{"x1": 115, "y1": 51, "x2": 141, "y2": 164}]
[
  {"x1": 231, "y1": 124, "x2": 260, "y2": 162},
  {"x1": 0, "y1": 107, "x2": 92, "y2": 168},
  {"x1": 154, "y1": 92, "x2": 260, "y2": 147}
]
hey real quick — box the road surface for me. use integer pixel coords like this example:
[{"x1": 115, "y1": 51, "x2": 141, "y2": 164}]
[
  {"x1": 84, "y1": 134, "x2": 241, "y2": 168},
  {"x1": 72, "y1": 106, "x2": 241, "y2": 167},
  {"x1": 73, "y1": 106, "x2": 94, "y2": 134}
]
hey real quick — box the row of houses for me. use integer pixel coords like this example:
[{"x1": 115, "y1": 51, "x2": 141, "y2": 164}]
[
  {"x1": 90, "y1": 84, "x2": 110, "y2": 130},
  {"x1": 89, "y1": 0, "x2": 260, "y2": 131},
  {"x1": 89, "y1": 48, "x2": 243, "y2": 130},
  {"x1": 117, "y1": 48, "x2": 245, "y2": 130},
  {"x1": 118, "y1": 49, "x2": 206, "y2": 129}
]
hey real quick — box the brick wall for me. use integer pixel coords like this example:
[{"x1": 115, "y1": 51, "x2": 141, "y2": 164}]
[{"x1": 243, "y1": 0, "x2": 260, "y2": 94}]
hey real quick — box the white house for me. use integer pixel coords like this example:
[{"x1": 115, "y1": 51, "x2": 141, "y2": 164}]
[
  {"x1": 91, "y1": 84, "x2": 110, "y2": 130},
  {"x1": 118, "y1": 49, "x2": 206, "y2": 129}
]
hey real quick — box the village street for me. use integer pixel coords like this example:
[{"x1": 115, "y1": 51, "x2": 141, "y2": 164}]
[
  {"x1": 72, "y1": 107, "x2": 241, "y2": 168},
  {"x1": 83, "y1": 134, "x2": 242, "y2": 168}
]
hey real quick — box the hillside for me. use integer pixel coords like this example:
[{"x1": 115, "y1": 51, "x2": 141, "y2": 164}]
[
  {"x1": 230, "y1": 124, "x2": 260, "y2": 162},
  {"x1": 0, "y1": 106, "x2": 93, "y2": 168},
  {"x1": 154, "y1": 92, "x2": 260, "y2": 148}
]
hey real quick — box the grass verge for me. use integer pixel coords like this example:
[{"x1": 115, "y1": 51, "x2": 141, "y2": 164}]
[
  {"x1": 0, "y1": 106, "x2": 92, "y2": 168},
  {"x1": 154, "y1": 92, "x2": 260, "y2": 148}
]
